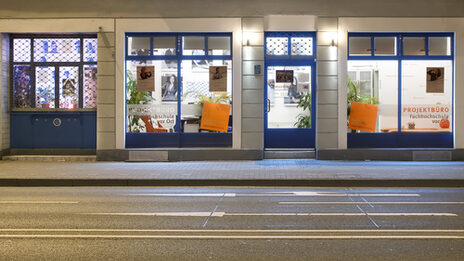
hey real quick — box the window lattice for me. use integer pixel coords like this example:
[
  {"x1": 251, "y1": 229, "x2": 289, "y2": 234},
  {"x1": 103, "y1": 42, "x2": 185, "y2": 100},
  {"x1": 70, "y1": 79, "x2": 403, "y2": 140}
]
[
  {"x1": 35, "y1": 66, "x2": 56, "y2": 108},
  {"x1": 33, "y1": 38, "x2": 81, "y2": 62},
  {"x1": 13, "y1": 39, "x2": 31, "y2": 62},
  {"x1": 84, "y1": 65, "x2": 97, "y2": 108},
  {"x1": 84, "y1": 38, "x2": 98, "y2": 62},
  {"x1": 59, "y1": 67, "x2": 79, "y2": 109},
  {"x1": 266, "y1": 37, "x2": 288, "y2": 55},
  {"x1": 291, "y1": 37, "x2": 312, "y2": 55}
]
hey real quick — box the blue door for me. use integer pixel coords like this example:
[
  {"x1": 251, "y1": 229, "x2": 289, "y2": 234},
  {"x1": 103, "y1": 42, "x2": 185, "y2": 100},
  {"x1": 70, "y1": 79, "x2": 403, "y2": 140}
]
[{"x1": 264, "y1": 32, "x2": 316, "y2": 148}]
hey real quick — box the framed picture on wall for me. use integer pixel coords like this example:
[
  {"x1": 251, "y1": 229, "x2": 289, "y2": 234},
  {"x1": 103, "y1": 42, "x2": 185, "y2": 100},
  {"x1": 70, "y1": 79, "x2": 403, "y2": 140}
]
[{"x1": 426, "y1": 67, "x2": 444, "y2": 93}]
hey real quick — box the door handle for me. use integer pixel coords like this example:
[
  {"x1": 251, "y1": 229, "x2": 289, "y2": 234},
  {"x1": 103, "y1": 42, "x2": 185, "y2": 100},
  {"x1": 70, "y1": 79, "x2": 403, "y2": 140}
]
[{"x1": 266, "y1": 98, "x2": 271, "y2": 112}]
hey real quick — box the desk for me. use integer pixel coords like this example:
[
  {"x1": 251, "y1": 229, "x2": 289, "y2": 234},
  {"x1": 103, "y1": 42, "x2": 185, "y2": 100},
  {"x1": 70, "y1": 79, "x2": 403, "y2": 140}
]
[{"x1": 381, "y1": 128, "x2": 451, "y2": 133}]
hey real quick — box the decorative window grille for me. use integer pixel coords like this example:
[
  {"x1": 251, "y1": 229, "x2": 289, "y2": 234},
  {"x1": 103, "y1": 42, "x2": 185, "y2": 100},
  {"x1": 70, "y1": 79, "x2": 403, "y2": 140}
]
[
  {"x1": 10, "y1": 34, "x2": 98, "y2": 109},
  {"x1": 291, "y1": 37, "x2": 312, "y2": 55},
  {"x1": 266, "y1": 37, "x2": 288, "y2": 55}
]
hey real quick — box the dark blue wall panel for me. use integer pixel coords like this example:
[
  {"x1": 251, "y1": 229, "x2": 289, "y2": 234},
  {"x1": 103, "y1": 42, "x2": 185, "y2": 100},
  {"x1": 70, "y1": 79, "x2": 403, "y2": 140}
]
[{"x1": 11, "y1": 112, "x2": 96, "y2": 149}]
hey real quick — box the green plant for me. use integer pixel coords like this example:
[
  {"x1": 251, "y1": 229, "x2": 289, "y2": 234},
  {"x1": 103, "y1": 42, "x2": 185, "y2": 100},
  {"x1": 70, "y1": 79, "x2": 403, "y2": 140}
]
[
  {"x1": 126, "y1": 70, "x2": 154, "y2": 132},
  {"x1": 347, "y1": 77, "x2": 379, "y2": 115},
  {"x1": 184, "y1": 90, "x2": 231, "y2": 106},
  {"x1": 294, "y1": 92, "x2": 311, "y2": 128},
  {"x1": 347, "y1": 77, "x2": 379, "y2": 132}
]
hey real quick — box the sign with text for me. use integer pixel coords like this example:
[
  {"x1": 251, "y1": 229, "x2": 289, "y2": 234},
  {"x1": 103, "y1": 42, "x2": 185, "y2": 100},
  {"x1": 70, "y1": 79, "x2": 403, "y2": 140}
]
[
  {"x1": 136, "y1": 66, "x2": 155, "y2": 92},
  {"x1": 348, "y1": 102, "x2": 379, "y2": 132},
  {"x1": 209, "y1": 66, "x2": 227, "y2": 92},
  {"x1": 426, "y1": 67, "x2": 444, "y2": 93},
  {"x1": 200, "y1": 102, "x2": 231, "y2": 132}
]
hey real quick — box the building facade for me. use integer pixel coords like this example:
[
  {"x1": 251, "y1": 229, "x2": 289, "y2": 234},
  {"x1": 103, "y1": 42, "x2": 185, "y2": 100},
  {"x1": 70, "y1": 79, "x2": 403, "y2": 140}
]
[{"x1": 1, "y1": 0, "x2": 463, "y2": 161}]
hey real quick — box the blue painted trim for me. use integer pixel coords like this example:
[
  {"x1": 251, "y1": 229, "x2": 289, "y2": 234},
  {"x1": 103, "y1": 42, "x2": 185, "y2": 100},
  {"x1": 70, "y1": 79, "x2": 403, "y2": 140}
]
[
  {"x1": 348, "y1": 32, "x2": 454, "y2": 60},
  {"x1": 264, "y1": 31, "x2": 317, "y2": 148},
  {"x1": 347, "y1": 32, "x2": 455, "y2": 148},
  {"x1": 348, "y1": 133, "x2": 453, "y2": 148},
  {"x1": 124, "y1": 32, "x2": 233, "y2": 148}
]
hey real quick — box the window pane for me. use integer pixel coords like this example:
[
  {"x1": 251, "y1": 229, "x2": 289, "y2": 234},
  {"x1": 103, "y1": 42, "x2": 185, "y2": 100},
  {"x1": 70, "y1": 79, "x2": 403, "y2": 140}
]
[
  {"x1": 208, "y1": 37, "x2": 230, "y2": 55},
  {"x1": 34, "y1": 38, "x2": 81, "y2": 62},
  {"x1": 83, "y1": 38, "x2": 98, "y2": 62},
  {"x1": 13, "y1": 39, "x2": 31, "y2": 62},
  {"x1": 153, "y1": 37, "x2": 176, "y2": 56},
  {"x1": 348, "y1": 61, "x2": 398, "y2": 133},
  {"x1": 375, "y1": 37, "x2": 396, "y2": 55},
  {"x1": 429, "y1": 37, "x2": 451, "y2": 56},
  {"x1": 266, "y1": 37, "x2": 288, "y2": 55},
  {"x1": 126, "y1": 60, "x2": 178, "y2": 133},
  {"x1": 128, "y1": 37, "x2": 150, "y2": 55},
  {"x1": 291, "y1": 37, "x2": 313, "y2": 55},
  {"x1": 13, "y1": 65, "x2": 33, "y2": 108},
  {"x1": 35, "y1": 66, "x2": 55, "y2": 108},
  {"x1": 183, "y1": 37, "x2": 205, "y2": 55},
  {"x1": 349, "y1": 37, "x2": 371, "y2": 55},
  {"x1": 83, "y1": 65, "x2": 97, "y2": 108},
  {"x1": 59, "y1": 67, "x2": 79, "y2": 109},
  {"x1": 403, "y1": 37, "x2": 426, "y2": 55},
  {"x1": 401, "y1": 61, "x2": 452, "y2": 132},
  {"x1": 181, "y1": 60, "x2": 232, "y2": 133},
  {"x1": 267, "y1": 66, "x2": 311, "y2": 128}
]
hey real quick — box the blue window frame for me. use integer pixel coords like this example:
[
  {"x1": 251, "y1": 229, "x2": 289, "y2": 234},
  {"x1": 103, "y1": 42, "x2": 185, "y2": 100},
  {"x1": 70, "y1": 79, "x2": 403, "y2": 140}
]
[
  {"x1": 347, "y1": 32, "x2": 454, "y2": 148},
  {"x1": 125, "y1": 32, "x2": 233, "y2": 148},
  {"x1": 264, "y1": 32, "x2": 317, "y2": 148}
]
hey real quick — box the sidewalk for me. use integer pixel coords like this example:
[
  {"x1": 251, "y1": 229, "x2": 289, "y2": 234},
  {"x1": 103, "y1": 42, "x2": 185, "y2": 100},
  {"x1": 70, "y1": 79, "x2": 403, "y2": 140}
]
[{"x1": 0, "y1": 159, "x2": 463, "y2": 187}]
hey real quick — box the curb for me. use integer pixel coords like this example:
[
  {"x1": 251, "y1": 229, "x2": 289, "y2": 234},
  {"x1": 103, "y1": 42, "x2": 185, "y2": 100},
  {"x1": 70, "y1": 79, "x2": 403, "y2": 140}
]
[{"x1": 0, "y1": 179, "x2": 463, "y2": 187}]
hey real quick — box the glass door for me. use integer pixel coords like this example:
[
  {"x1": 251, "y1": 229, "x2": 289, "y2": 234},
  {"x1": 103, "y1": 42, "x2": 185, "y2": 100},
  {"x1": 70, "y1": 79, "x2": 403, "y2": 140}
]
[
  {"x1": 264, "y1": 31, "x2": 316, "y2": 149},
  {"x1": 264, "y1": 63, "x2": 316, "y2": 148}
]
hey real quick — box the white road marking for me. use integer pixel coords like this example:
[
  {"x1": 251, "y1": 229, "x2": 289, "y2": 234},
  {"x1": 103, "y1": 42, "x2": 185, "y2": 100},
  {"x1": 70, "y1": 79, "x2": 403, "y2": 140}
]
[
  {"x1": 1, "y1": 229, "x2": 463, "y2": 239},
  {"x1": 82, "y1": 212, "x2": 457, "y2": 217},
  {"x1": 0, "y1": 201, "x2": 78, "y2": 204},
  {"x1": 123, "y1": 193, "x2": 236, "y2": 197},
  {"x1": 1, "y1": 229, "x2": 463, "y2": 232},
  {"x1": 279, "y1": 201, "x2": 464, "y2": 205},
  {"x1": 122, "y1": 192, "x2": 419, "y2": 197},
  {"x1": 0, "y1": 235, "x2": 462, "y2": 239},
  {"x1": 83, "y1": 212, "x2": 225, "y2": 217}
]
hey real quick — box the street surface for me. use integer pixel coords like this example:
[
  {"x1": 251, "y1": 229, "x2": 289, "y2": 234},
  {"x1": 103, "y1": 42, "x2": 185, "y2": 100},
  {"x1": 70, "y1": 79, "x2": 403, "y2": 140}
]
[{"x1": 0, "y1": 187, "x2": 463, "y2": 260}]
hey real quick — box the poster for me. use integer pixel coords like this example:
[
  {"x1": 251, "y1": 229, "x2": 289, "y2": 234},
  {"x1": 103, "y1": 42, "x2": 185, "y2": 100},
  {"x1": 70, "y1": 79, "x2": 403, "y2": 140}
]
[
  {"x1": 62, "y1": 79, "x2": 76, "y2": 97},
  {"x1": 348, "y1": 102, "x2": 379, "y2": 132},
  {"x1": 276, "y1": 70, "x2": 293, "y2": 83},
  {"x1": 200, "y1": 102, "x2": 231, "y2": 132},
  {"x1": 426, "y1": 67, "x2": 444, "y2": 93},
  {"x1": 136, "y1": 66, "x2": 155, "y2": 92},
  {"x1": 209, "y1": 66, "x2": 227, "y2": 92}
]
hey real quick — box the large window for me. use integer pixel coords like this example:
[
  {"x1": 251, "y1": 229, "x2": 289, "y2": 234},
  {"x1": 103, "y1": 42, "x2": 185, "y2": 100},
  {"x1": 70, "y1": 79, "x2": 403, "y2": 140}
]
[
  {"x1": 11, "y1": 35, "x2": 98, "y2": 110},
  {"x1": 347, "y1": 32, "x2": 454, "y2": 148},
  {"x1": 125, "y1": 33, "x2": 233, "y2": 148}
]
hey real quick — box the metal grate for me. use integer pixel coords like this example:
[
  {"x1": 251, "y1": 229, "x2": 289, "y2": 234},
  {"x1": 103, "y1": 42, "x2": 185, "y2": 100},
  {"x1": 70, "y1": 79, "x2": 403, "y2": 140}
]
[
  {"x1": 83, "y1": 65, "x2": 97, "y2": 108},
  {"x1": 266, "y1": 37, "x2": 288, "y2": 55},
  {"x1": 33, "y1": 38, "x2": 81, "y2": 62},
  {"x1": 84, "y1": 38, "x2": 98, "y2": 62},
  {"x1": 35, "y1": 66, "x2": 56, "y2": 108},
  {"x1": 11, "y1": 34, "x2": 97, "y2": 109},
  {"x1": 13, "y1": 65, "x2": 32, "y2": 108},
  {"x1": 291, "y1": 37, "x2": 312, "y2": 56},
  {"x1": 59, "y1": 66, "x2": 79, "y2": 109},
  {"x1": 13, "y1": 39, "x2": 31, "y2": 62}
]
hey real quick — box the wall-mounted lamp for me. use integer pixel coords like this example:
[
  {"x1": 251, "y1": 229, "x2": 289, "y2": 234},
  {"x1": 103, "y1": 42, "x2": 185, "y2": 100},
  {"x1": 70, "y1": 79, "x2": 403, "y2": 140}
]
[
  {"x1": 324, "y1": 31, "x2": 338, "y2": 47},
  {"x1": 243, "y1": 32, "x2": 260, "y2": 46},
  {"x1": 331, "y1": 39, "x2": 336, "y2": 47}
]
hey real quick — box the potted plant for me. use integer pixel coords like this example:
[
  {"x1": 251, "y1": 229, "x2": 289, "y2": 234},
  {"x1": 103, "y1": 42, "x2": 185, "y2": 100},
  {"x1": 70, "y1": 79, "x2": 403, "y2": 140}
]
[
  {"x1": 126, "y1": 70, "x2": 154, "y2": 132},
  {"x1": 294, "y1": 92, "x2": 311, "y2": 128},
  {"x1": 347, "y1": 77, "x2": 379, "y2": 132}
]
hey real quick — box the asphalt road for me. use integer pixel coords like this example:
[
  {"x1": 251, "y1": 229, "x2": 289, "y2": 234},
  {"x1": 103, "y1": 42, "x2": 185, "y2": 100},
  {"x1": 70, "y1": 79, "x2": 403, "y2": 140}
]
[{"x1": 0, "y1": 187, "x2": 463, "y2": 260}]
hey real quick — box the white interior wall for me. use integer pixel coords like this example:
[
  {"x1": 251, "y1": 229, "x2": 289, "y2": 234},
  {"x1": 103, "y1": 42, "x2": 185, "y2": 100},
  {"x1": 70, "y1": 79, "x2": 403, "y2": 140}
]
[
  {"x1": 338, "y1": 17, "x2": 464, "y2": 148},
  {"x1": 114, "y1": 18, "x2": 242, "y2": 149}
]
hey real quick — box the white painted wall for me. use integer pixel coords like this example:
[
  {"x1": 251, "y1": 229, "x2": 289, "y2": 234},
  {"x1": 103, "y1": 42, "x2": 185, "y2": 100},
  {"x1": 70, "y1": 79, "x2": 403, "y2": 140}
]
[
  {"x1": 338, "y1": 17, "x2": 464, "y2": 148},
  {"x1": 114, "y1": 18, "x2": 242, "y2": 149}
]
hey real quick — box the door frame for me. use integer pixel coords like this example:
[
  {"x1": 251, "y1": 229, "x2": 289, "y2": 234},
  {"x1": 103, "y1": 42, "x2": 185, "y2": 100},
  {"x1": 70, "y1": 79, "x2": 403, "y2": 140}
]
[{"x1": 263, "y1": 31, "x2": 317, "y2": 149}]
